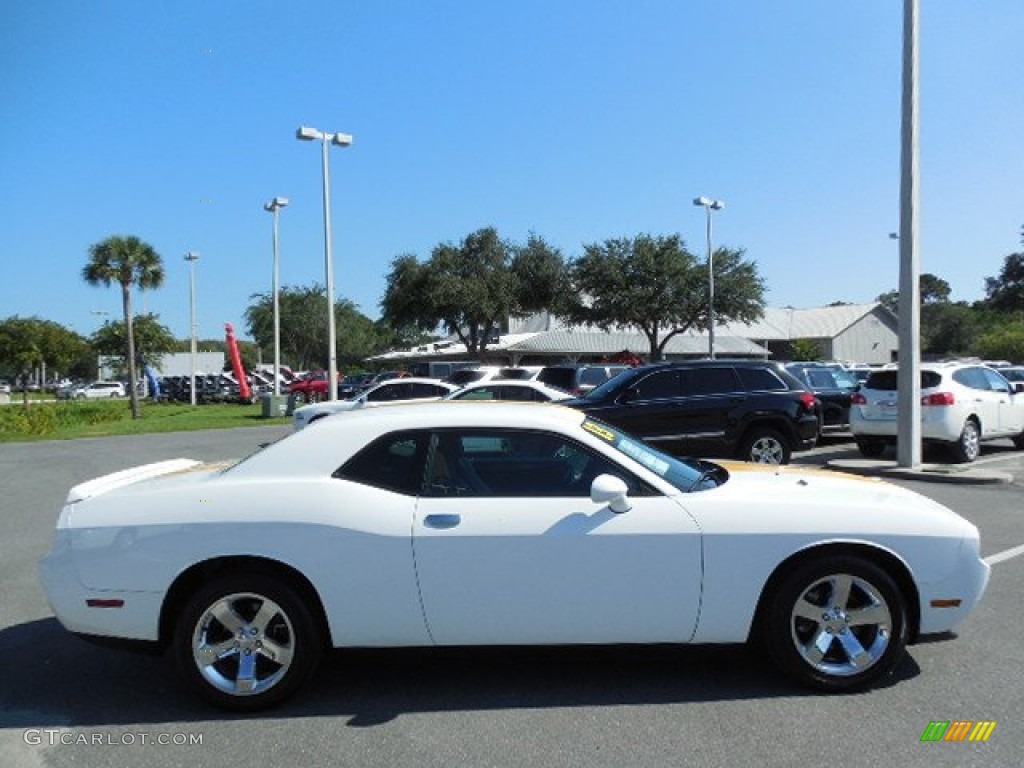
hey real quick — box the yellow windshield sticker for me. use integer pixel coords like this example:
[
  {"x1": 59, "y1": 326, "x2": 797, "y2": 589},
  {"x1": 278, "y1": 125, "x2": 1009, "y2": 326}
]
[{"x1": 582, "y1": 420, "x2": 617, "y2": 442}]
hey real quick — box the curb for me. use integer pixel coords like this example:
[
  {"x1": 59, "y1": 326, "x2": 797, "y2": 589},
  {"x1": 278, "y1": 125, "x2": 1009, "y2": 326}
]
[{"x1": 824, "y1": 459, "x2": 1013, "y2": 485}]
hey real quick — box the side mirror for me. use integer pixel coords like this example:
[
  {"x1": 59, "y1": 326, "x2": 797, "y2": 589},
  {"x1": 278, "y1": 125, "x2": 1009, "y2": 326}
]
[
  {"x1": 618, "y1": 386, "x2": 639, "y2": 405},
  {"x1": 1013, "y1": 382, "x2": 1024, "y2": 394},
  {"x1": 590, "y1": 474, "x2": 631, "y2": 514}
]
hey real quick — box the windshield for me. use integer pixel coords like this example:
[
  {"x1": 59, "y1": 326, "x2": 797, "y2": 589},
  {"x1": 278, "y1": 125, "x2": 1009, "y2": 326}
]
[
  {"x1": 581, "y1": 418, "x2": 726, "y2": 493},
  {"x1": 583, "y1": 368, "x2": 637, "y2": 400}
]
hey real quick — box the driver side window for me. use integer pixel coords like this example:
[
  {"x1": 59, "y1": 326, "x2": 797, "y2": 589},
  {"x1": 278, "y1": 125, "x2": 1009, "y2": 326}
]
[{"x1": 422, "y1": 429, "x2": 645, "y2": 498}]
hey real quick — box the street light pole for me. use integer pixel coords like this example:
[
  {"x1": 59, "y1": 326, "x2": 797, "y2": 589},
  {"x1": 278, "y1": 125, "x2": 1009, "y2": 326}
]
[
  {"x1": 896, "y1": 0, "x2": 922, "y2": 468},
  {"x1": 264, "y1": 197, "x2": 289, "y2": 397},
  {"x1": 693, "y1": 196, "x2": 725, "y2": 359},
  {"x1": 184, "y1": 251, "x2": 199, "y2": 406},
  {"x1": 296, "y1": 126, "x2": 353, "y2": 401}
]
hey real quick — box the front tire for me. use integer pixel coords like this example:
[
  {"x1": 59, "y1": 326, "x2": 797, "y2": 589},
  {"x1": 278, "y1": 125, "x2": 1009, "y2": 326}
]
[
  {"x1": 739, "y1": 427, "x2": 790, "y2": 464},
  {"x1": 762, "y1": 556, "x2": 907, "y2": 691},
  {"x1": 174, "y1": 573, "x2": 322, "y2": 711}
]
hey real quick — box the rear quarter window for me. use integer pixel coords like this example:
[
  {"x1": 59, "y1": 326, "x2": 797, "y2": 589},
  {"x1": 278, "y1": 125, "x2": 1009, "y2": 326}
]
[
  {"x1": 865, "y1": 370, "x2": 942, "y2": 390},
  {"x1": 736, "y1": 367, "x2": 788, "y2": 391},
  {"x1": 334, "y1": 431, "x2": 428, "y2": 495}
]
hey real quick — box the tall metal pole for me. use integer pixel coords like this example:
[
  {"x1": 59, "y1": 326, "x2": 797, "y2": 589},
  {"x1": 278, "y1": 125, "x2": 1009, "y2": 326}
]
[
  {"x1": 297, "y1": 126, "x2": 351, "y2": 402},
  {"x1": 897, "y1": 0, "x2": 922, "y2": 467},
  {"x1": 694, "y1": 197, "x2": 724, "y2": 359},
  {"x1": 265, "y1": 197, "x2": 288, "y2": 397},
  {"x1": 185, "y1": 251, "x2": 199, "y2": 406},
  {"x1": 272, "y1": 206, "x2": 281, "y2": 396},
  {"x1": 320, "y1": 137, "x2": 338, "y2": 402},
  {"x1": 706, "y1": 208, "x2": 716, "y2": 359}
]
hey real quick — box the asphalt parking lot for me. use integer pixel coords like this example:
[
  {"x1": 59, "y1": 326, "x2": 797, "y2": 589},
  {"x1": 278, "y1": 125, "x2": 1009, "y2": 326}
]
[{"x1": 1, "y1": 428, "x2": 1022, "y2": 768}]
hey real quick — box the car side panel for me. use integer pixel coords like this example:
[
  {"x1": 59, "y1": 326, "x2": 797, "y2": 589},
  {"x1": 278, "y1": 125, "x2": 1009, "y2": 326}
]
[{"x1": 62, "y1": 479, "x2": 430, "y2": 646}]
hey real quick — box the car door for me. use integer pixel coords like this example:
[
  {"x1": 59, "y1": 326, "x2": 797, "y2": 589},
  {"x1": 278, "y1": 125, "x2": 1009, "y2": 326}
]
[
  {"x1": 981, "y1": 368, "x2": 1024, "y2": 435},
  {"x1": 412, "y1": 428, "x2": 702, "y2": 646},
  {"x1": 676, "y1": 366, "x2": 747, "y2": 452},
  {"x1": 590, "y1": 369, "x2": 686, "y2": 444},
  {"x1": 954, "y1": 368, "x2": 1003, "y2": 436}
]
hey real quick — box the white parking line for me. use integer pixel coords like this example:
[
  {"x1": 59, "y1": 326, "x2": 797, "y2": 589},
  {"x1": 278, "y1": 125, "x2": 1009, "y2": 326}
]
[{"x1": 984, "y1": 544, "x2": 1024, "y2": 566}]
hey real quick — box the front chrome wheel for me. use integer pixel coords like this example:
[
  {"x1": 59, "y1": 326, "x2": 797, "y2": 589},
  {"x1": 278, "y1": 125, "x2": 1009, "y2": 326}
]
[
  {"x1": 788, "y1": 574, "x2": 892, "y2": 678},
  {"x1": 176, "y1": 573, "x2": 321, "y2": 710},
  {"x1": 764, "y1": 556, "x2": 907, "y2": 691}
]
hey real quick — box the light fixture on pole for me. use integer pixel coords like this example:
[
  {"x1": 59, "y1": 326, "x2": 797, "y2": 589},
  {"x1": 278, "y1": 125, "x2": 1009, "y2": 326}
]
[
  {"x1": 296, "y1": 125, "x2": 353, "y2": 402},
  {"x1": 693, "y1": 196, "x2": 725, "y2": 359},
  {"x1": 184, "y1": 251, "x2": 200, "y2": 406},
  {"x1": 264, "y1": 196, "x2": 289, "y2": 397}
]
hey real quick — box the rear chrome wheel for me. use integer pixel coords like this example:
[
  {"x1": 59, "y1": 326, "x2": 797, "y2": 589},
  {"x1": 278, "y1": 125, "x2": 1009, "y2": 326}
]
[
  {"x1": 176, "y1": 573, "x2": 321, "y2": 710},
  {"x1": 740, "y1": 428, "x2": 790, "y2": 464},
  {"x1": 950, "y1": 418, "x2": 980, "y2": 463},
  {"x1": 764, "y1": 556, "x2": 907, "y2": 691}
]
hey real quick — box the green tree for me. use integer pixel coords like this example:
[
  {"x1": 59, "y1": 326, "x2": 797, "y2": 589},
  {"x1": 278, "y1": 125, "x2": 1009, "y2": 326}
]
[
  {"x1": 984, "y1": 251, "x2": 1024, "y2": 315},
  {"x1": 82, "y1": 235, "x2": 165, "y2": 418},
  {"x1": 381, "y1": 227, "x2": 565, "y2": 359},
  {"x1": 91, "y1": 313, "x2": 177, "y2": 373},
  {"x1": 789, "y1": 339, "x2": 822, "y2": 362},
  {"x1": 921, "y1": 302, "x2": 978, "y2": 357},
  {"x1": 558, "y1": 234, "x2": 764, "y2": 361},
  {"x1": 974, "y1": 324, "x2": 1024, "y2": 362},
  {"x1": 246, "y1": 285, "x2": 394, "y2": 370},
  {"x1": 875, "y1": 272, "x2": 952, "y2": 315},
  {"x1": 0, "y1": 317, "x2": 89, "y2": 404}
]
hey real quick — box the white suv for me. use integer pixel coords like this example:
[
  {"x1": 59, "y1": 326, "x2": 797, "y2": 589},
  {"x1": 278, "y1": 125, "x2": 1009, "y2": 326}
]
[
  {"x1": 850, "y1": 362, "x2": 1024, "y2": 462},
  {"x1": 59, "y1": 381, "x2": 126, "y2": 399}
]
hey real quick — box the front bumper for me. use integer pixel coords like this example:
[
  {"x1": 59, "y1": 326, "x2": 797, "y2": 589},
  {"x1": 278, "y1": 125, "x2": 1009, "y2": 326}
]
[{"x1": 916, "y1": 535, "x2": 991, "y2": 636}]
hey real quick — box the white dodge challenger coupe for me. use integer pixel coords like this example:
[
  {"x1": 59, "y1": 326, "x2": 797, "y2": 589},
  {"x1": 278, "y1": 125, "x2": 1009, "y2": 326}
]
[{"x1": 39, "y1": 402, "x2": 990, "y2": 710}]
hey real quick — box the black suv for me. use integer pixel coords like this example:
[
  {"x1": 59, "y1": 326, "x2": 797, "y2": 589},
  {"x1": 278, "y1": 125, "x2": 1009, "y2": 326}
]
[{"x1": 563, "y1": 360, "x2": 820, "y2": 463}]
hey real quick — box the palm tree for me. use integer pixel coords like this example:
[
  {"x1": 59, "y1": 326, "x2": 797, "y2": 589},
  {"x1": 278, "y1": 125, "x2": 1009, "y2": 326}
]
[{"x1": 83, "y1": 235, "x2": 165, "y2": 418}]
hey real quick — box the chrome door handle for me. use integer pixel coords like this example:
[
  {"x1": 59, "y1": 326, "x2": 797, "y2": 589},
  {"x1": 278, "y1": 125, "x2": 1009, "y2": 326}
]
[{"x1": 424, "y1": 513, "x2": 461, "y2": 530}]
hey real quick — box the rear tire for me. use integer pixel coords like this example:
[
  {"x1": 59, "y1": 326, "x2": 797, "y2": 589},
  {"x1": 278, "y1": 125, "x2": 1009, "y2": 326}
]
[
  {"x1": 175, "y1": 572, "x2": 322, "y2": 711},
  {"x1": 855, "y1": 438, "x2": 886, "y2": 458},
  {"x1": 762, "y1": 556, "x2": 908, "y2": 691},
  {"x1": 949, "y1": 418, "x2": 980, "y2": 463},
  {"x1": 739, "y1": 427, "x2": 790, "y2": 464}
]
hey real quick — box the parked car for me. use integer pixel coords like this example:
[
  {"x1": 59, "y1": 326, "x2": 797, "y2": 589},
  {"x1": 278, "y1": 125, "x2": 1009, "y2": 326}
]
[
  {"x1": 287, "y1": 371, "x2": 340, "y2": 404},
  {"x1": 293, "y1": 377, "x2": 459, "y2": 431},
  {"x1": 337, "y1": 373, "x2": 375, "y2": 399},
  {"x1": 0, "y1": 379, "x2": 10, "y2": 395},
  {"x1": 536, "y1": 364, "x2": 630, "y2": 396},
  {"x1": 444, "y1": 366, "x2": 541, "y2": 386},
  {"x1": 785, "y1": 363, "x2": 859, "y2": 432},
  {"x1": 57, "y1": 380, "x2": 126, "y2": 399},
  {"x1": 1000, "y1": 366, "x2": 1024, "y2": 385},
  {"x1": 563, "y1": 360, "x2": 819, "y2": 464},
  {"x1": 850, "y1": 362, "x2": 1024, "y2": 461},
  {"x1": 39, "y1": 401, "x2": 989, "y2": 710},
  {"x1": 444, "y1": 379, "x2": 571, "y2": 402}
]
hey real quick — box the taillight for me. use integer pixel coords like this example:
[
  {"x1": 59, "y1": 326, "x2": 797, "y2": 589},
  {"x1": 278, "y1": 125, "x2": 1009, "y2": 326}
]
[
  {"x1": 922, "y1": 392, "x2": 955, "y2": 406},
  {"x1": 850, "y1": 392, "x2": 867, "y2": 405},
  {"x1": 798, "y1": 392, "x2": 816, "y2": 412}
]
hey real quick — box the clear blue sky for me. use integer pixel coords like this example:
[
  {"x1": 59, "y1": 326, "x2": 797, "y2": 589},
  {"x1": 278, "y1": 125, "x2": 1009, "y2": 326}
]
[{"x1": 3, "y1": 1, "x2": 1022, "y2": 343}]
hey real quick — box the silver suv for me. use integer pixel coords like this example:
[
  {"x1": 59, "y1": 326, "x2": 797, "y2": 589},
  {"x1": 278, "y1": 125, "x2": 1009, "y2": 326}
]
[{"x1": 850, "y1": 362, "x2": 1024, "y2": 461}]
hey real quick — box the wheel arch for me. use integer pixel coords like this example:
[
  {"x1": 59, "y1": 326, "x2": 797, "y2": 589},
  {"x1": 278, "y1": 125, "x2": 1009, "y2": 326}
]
[
  {"x1": 747, "y1": 542, "x2": 921, "y2": 645},
  {"x1": 158, "y1": 555, "x2": 332, "y2": 650}
]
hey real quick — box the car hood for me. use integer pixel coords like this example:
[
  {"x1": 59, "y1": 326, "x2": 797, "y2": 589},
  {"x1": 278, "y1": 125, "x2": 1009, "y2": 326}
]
[{"x1": 704, "y1": 460, "x2": 973, "y2": 534}]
